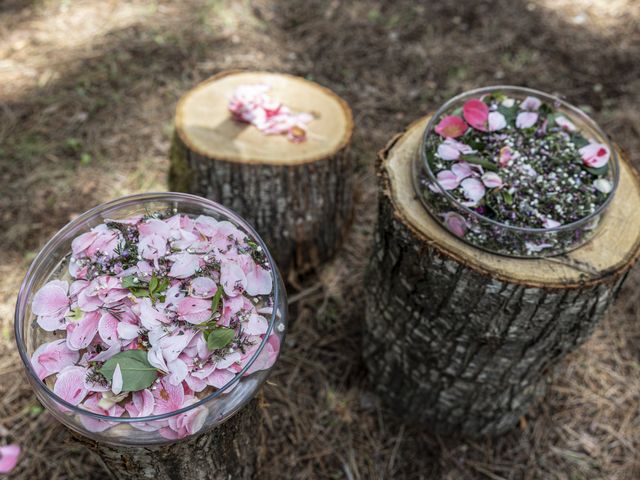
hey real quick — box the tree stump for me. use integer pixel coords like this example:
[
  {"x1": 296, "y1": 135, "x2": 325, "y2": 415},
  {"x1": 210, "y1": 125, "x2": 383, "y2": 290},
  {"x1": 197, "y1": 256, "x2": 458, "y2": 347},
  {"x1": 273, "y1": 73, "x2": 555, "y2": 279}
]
[
  {"x1": 169, "y1": 71, "x2": 354, "y2": 275},
  {"x1": 76, "y1": 398, "x2": 262, "y2": 480},
  {"x1": 363, "y1": 117, "x2": 640, "y2": 437}
]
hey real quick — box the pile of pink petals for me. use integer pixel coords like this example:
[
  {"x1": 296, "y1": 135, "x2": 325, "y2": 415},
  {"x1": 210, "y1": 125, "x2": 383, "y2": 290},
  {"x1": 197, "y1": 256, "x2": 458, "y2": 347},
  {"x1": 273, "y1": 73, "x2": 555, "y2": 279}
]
[
  {"x1": 228, "y1": 84, "x2": 314, "y2": 143},
  {"x1": 30, "y1": 213, "x2": 280, "y2": 439}
]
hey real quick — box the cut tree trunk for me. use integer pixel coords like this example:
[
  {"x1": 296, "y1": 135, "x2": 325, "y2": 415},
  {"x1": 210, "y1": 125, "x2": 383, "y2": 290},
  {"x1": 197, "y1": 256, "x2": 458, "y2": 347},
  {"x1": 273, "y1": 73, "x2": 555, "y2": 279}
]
[
  {"x1": 363, "y1": 117, "x2": 640, "y2": 437},
  {"x1": 75, "y1": 397, "x2": 262, "y2": 480},
  {"x1": 169, "y1": 70, "x2": 354, "y2": 275}
]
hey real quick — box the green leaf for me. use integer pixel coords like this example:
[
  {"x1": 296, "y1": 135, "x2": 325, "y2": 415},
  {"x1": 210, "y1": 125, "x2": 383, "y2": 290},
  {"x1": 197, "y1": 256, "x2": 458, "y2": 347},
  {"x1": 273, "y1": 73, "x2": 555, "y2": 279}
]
[
  {"x1": 157, "y1": 278, "x2": 170, "y2": 293},
  {"x1": 98, "y1": 350, "x2": 157, "y2": 392},
  {"x1": 211, "y1": 287, "x2": 223, "y2": 313},
  {"x1": 584, "y1": 164, "x2": 609, "y2": 176},
  {"x1": 571, "y1": 134, "x2": 590, "y2": 148},
  {"x1": 130, "y1": 288, "x2": 150, "y2": 298},
  {"x1": 502, "y1": 190, "x2": 513, "y2": 205},
  {"x1": 207, "y1": 327, "x2": 235, "y2": 351},
  {"x1": 497, "y1": 105, "x2": 518, "y2": 125},
  {"x1": 149, "y1": 274, "x2": 159, "y2": 294},
  {"x1": 461, "y1": 154, "x2": 498, "y2": 172},
  {"x1": 121, "y1": 275, "x2": 139, "y2": 289}
]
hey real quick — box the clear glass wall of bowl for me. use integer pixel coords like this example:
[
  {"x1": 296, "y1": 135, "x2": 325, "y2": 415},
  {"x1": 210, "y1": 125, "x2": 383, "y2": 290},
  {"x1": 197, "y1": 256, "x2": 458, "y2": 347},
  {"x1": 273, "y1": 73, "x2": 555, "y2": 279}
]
[
  {"x1": 14, "y1": 193, "x2": 287, "y2": 446},
  {"x1": 413, "y1": 86, "x2": 619, "y2": 258}
]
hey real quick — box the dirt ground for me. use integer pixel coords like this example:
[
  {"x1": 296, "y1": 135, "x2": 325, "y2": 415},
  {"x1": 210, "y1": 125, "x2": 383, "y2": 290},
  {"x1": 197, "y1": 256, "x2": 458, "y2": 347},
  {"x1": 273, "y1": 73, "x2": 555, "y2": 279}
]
[{"x1": 0, "y1": 0, "x2": 639, "y2": 479}]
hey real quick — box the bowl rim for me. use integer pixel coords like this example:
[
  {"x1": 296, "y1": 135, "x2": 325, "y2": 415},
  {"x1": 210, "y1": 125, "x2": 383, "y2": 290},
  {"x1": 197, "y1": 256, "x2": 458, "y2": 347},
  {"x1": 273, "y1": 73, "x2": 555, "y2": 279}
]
[
  {"x1": 14, "y1": 192, "x2": 285, "y2": 423},
  {"x1": 415, "y1": 85, "x2": 620, "y2": 234}
]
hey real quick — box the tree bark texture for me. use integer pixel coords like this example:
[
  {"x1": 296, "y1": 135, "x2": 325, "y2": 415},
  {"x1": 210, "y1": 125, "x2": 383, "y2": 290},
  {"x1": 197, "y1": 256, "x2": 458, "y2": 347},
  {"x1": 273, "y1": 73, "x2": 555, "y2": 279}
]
[
  {"x1": 170, "y1": 133, "x2": 353, "y2": 275},
  {"x1": 363, "y1": 118, "x2": 640, "y2": 437},
  {"x1": 76, "y1": 398, "x2": 262, "y2": 480}
]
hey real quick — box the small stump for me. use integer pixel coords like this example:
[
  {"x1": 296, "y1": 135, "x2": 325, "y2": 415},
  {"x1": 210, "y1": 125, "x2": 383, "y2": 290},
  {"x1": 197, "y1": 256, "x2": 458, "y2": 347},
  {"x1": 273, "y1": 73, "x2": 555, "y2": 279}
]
[
  {"x1": 363, "y1": 117, "x2": 640, "y2": 437},
  {"x1": 77, "y1": 398, "x2": 262, "y2": 480},
  {"x1": 170, "y1": 71, "x2": 354, "y2": 275}
]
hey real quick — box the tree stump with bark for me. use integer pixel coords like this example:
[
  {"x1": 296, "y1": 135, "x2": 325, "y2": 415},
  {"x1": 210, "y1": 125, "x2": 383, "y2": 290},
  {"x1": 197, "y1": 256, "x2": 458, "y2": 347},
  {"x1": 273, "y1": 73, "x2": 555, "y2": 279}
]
[
  {"x1": 363, "y1": 117, "x2": 640, "y2": 437},
  {"x1": 75, "y1": 397, "x2": 262, "y2": 480},
  {"x1": 169, "y1": 70, "x2": 354, "y2": 275}
]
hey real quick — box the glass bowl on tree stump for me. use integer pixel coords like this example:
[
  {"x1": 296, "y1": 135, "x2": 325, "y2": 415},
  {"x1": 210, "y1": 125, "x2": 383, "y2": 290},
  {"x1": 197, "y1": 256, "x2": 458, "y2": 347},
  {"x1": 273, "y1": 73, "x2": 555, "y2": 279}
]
[
  {"x1": 363, "y1": 108, "x2": 640, "y2": 437},
  {"x1": 15, "y1": 192, "x2": 287, "y2": 479}
]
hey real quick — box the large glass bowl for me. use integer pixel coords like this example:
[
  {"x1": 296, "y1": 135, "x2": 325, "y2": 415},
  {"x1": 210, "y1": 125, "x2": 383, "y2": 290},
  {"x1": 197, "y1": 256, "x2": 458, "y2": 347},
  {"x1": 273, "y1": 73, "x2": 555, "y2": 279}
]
[
  {"x1": 414, "y1": 86, "x2": 619, "y2": 258},
  {"x1": 14, "y1": 192, "x2": 287, "y2": 446}
]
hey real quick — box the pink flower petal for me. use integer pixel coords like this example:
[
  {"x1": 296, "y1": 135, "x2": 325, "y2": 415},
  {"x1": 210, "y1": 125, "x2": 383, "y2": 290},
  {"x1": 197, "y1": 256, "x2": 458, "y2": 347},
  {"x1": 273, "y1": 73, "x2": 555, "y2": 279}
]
[
  {"x1": 555, "y1": 115, "x2": 577, "y2": 131},
  {"x1": 463, "y1": 99, "x2": 489, "y2": 131},
  {"x1": 245, "y1": 314, "x2": 269, "y2": 335},
  {"x1": 516, "y1": 111, "x2": 538, "y2": 129},
  {"x1": 0, "y1": 444, "x2": 21, "y2": 474},
  {"x1": 32, "y1": 280, "x2": 69, "y2": 318},
  {"x1": 245, "y1": 264, "x2": 272, "y2": 296},
  {"x1": 111, "y1": 363, "x2": 123, "y2": 395},
  {"x1": 206, "y1": 369, "x2": 236, "y2": 389},
  {"x1": 499, "y1": 146, "x2": 513, "y2": 167},
  {"x1": 31, "y1": 339, "x2": 79, "y2": 380},
  {"x1": 436, "y1": 170, "x2": 460, "y2": 190},
  {"x1": 167, "y1": 358, "x2": 188, "y2": 386},
  {"x1": 520, "y1": 96, "x2": 541, "y2": 111},
  {"x1": 580, "y1": 143, "x2": 610, "y2": 168},
  {"x1": 67, "y1": 311, "x2": 100, "y2": 350},
  {"x1": 54, "y1": 366, "x2": 89, "y2": 405},
  {"x1": 220, "y1": 263, "x2": 247, "y2": 296},
  {"x1": 71, "y1": 231, "x2": 97, "y2": 257},
  {"x1": 451, "y1": 162, "x2": 473, "y2": 181},
  {"x1": 160, "y1": 329, "x2": 197, "y2": 362},
  {"x1": 168, "y1": 252, "x2": 200, "y2": 279},
  {"x1": 147, "y1": 347, "x2": 169, "y2": 372},
  {"x1": 461, "y1": 177, "x2": 486, "y2": 203},
  {"x1": 138, "y1": 219, "x2": 172, "y2": 239},
  {"x1": 481, "y1": 172, "x2": 503, "y2": 188},
  {"x1": 246, "y1": 335, "x2": 280, "y2": 375},
  {"x1": 153, "y1": 379, "x2": 185, "y2": 414},
  {"x1": 126, "y1": 389, "x2": 155, "y2": 417},
  {"x1": 434, "y1": 115, "x2": 467, "y2": 138},
  {"x1": 117, "y1": 321, "x2": 140, "y2": 341},
  {"x1": 177, "y1": 297, "x2": 211, "y2": 325},
  {"x1": 441, "y1": 212, "x2": 467, "y2": 237},
  {"x1": 488, "y1": 111, "x2": 507, "y2": 131},
  {"x1": 98, "y1": 312, "x2": 120, "y2": 346},
  {"x1": 190, "y1": 277, "x2": 217, "y2": 298}
]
